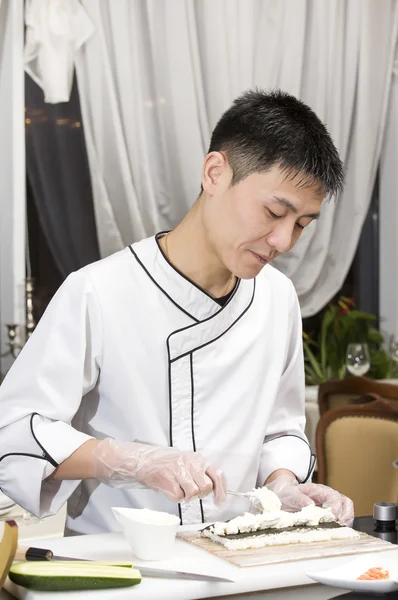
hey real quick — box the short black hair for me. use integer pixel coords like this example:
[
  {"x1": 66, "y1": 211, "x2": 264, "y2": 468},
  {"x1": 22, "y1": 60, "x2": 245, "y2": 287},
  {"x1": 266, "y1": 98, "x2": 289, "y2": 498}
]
[{"x1": 207, "y1": 89, "x2": 344, "y2": 197}]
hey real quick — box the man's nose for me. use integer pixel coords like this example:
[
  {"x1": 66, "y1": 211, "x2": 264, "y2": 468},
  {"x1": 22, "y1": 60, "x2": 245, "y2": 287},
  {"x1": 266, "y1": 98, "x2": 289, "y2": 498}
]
[{"x1": 266, "y1": 223, "x2": 294, "y2": 254}]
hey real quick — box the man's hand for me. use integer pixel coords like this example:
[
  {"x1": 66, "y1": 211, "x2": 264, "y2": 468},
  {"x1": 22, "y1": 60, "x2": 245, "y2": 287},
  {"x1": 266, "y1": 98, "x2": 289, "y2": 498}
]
[
  {"x1": 265, "y1": 472, "x2": 354, "y2": 526},
  {"x1": 92, "y1": 438, "x2": 227, "y2": 505}
]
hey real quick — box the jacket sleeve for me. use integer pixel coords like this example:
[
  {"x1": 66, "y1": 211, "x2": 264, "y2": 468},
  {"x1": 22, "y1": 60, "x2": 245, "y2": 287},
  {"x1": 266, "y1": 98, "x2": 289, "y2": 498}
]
[
  {"x1": 257, "y1": 280, "x2": 314, "y2": 486},
  {"x1": 0, "y1": 269, "x2": 102, "y2": 517}
]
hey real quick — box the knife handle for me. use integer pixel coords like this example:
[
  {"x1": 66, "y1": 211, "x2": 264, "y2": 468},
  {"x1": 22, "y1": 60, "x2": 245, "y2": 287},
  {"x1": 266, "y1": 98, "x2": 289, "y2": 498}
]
[{"x1": 15, "y1": 547, "x2": 53, "y2": 561}]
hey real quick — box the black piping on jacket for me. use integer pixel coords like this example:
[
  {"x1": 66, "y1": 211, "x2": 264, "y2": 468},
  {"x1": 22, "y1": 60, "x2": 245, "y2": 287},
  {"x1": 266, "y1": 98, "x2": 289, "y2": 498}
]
[{"x1": 0, "y1": 413, "x2": 59, "y2": 468}]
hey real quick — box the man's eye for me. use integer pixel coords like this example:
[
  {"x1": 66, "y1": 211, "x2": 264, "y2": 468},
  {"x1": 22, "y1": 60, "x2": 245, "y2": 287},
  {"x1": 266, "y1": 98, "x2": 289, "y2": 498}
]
[
  {"x1": 267, "y1": 209, "x2": 282, "y2": 219},
  {"x1": 295, "y1": 222, "x2": 305, "y2": 230}
]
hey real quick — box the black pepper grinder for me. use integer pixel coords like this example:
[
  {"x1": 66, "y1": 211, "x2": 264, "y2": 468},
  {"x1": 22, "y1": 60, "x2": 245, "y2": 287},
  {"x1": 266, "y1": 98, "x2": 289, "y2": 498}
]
[{"x1": 372, "y1": 502, "x2": 397, "y2": 543}]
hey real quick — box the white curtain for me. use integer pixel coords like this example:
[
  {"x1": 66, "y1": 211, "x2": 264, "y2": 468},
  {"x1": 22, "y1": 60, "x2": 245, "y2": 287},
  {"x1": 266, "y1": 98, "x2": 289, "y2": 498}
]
[
  {"x1": 24, "y1": 0, "x2": 94, "y2": 104},
  {"x1": 0, "y1": 0, "x2": 26, "y2": 375},
  {"x1": 379, "y1": 44, "x2": 398, "y2": 341},
  {"x1": 41, "y1": 0, "x2": 397, "y2": 316}
]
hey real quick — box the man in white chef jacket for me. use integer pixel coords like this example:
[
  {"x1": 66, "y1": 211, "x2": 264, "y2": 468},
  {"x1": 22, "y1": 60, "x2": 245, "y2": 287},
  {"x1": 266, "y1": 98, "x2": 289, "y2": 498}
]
[{"x1": 0, "y1": 90, "x2": 353, "y2": 535}]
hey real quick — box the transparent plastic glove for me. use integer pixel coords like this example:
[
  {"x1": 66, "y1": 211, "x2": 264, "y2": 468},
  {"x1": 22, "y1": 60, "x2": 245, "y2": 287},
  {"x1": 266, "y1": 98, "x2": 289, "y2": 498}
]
[
  {"x1": 266, "y1": 474, "x2": 315, "y2": 512},
  {"x1": 299, "y1": 481, "x2": 354, "y2": 527},
  {"x1": 92, "y1": 438, "x2": 227, "y2": 505},
  {"x1": 266, "y1": 474, "x2": 354, "y2": 526}
]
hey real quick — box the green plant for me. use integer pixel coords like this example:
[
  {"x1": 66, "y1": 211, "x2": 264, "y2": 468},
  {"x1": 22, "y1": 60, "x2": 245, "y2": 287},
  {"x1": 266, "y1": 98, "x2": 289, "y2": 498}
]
[{"x1": 303, "y1": 296, "x2": 398, "y2": 385}]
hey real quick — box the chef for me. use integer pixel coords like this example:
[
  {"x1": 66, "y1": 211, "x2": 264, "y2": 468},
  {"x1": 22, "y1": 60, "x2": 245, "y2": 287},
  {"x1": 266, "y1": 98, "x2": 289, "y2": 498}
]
[{"x1": 0, "y1": 89, "x2": 354, "y2": 535}]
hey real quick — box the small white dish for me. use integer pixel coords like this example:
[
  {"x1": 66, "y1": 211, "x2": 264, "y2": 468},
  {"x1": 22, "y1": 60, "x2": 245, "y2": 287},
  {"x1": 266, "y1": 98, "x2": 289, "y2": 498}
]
[
  {"x1": 0, "y1": 491, "x2": 13, "y2": 508},
  {"x1": 0, "y1": 504, "x2": 15, "y2": 517},
  {"x1": 0, "y1": 491, "x2": 15, "y2": 515},
  {"x1": 307, "y1": 553, "x2": 398, "y2": 594},
  {"x1": 112, "y1": 507, "x2": 180, "y2": 561}
]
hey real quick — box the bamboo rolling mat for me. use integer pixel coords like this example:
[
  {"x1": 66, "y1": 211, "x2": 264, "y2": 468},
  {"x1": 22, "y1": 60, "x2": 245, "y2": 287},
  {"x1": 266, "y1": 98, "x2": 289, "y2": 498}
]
[{"x1": 178, "y1": 530, "x2": 397, "y2": 568}]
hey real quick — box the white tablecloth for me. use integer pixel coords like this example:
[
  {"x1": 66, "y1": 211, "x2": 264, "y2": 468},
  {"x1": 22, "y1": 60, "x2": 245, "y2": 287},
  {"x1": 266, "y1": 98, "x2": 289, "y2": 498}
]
[{"x1": 0, "y1": 503, "x2": 65, "y2": 542}]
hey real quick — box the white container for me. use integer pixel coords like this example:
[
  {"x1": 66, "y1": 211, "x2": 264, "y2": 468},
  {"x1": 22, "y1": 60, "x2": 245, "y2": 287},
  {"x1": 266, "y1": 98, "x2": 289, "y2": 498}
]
[
  {"x1": 112, "y1": 507, "x2": 180, "y2": 561},
  {"x1": 0, "y1": 490, "x2": 15, "y2": 514}
]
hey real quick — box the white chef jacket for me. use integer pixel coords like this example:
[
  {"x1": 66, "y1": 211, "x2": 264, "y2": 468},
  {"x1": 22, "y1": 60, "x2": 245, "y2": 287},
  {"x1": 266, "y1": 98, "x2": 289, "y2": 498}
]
[{"x1": 0, "y1": 234, "x2": 314, "y2": 535}]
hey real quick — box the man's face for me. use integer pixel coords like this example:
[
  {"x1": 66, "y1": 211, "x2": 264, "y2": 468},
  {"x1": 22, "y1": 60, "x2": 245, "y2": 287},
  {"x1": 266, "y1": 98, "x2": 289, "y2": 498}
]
[{"x1": 201, "y1": 155, "x2": 324, "y2": 279}]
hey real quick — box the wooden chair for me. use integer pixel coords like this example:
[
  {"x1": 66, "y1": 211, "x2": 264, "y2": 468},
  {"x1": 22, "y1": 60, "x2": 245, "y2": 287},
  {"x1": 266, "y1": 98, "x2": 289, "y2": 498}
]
[
  {"x1": 318, "y1": 376, "x2": 398, "y2": 416},
  {"x1": 316, "y1": 397, "x2": 398, "y2": 516}
]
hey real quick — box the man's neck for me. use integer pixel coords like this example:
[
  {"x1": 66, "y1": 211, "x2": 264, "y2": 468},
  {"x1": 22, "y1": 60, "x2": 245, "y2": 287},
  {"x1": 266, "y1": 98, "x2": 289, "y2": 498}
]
[{"x1": 159, "y1": 200, "x2": 235, "y2": 298}]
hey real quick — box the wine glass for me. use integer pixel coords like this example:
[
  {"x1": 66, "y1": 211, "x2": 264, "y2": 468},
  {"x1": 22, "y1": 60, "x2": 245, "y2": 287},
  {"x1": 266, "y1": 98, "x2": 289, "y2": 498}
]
[{"x1": 346, "y1": 343, "x2": 370, "y2": 376}]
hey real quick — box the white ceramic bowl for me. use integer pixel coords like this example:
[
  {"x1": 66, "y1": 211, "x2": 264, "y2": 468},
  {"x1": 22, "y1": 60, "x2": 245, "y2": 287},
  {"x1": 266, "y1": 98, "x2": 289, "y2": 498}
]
[
  {"x1": 112, "y1": 507, "x2": 180, "y2": 561},
  {"x1": 0, "y1": 490, "x2": 15, "y2": 512}
]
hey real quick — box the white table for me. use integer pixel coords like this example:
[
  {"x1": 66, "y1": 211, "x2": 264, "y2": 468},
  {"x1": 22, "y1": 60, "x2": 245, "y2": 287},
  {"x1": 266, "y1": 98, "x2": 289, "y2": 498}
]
[
  {"x1": 0, "y1": 505, "x2": 65, "y2": 542},
  {"x1": 0, "y1": 502, "x2": 66, "y2": 598},
  {"x1": 0, "y1": 584, "x2": 350, "y2": 599},
  {"x1": 0, "y1": 515, "x2": 353, "y2": 598},
  {"x1": 1, "y1": 529, "x2": 380, "y2": 600}
]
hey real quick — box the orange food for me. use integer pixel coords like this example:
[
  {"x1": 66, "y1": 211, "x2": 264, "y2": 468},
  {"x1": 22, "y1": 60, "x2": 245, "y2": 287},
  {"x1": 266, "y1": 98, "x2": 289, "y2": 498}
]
[{"x1": 357, "y1": 567, "x2": 390, "y2": 581}]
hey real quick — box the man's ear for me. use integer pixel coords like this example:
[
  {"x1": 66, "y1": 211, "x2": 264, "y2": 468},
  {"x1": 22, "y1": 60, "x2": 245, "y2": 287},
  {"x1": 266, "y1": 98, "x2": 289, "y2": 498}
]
[{"x1": 201, "y1": 151, "x2": 230, "y2": 194}]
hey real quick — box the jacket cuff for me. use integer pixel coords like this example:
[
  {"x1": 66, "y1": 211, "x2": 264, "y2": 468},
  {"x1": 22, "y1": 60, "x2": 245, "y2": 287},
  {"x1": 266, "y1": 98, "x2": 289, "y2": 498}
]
[
  {"x1": 257, "y1": 434, "x2": 315, "y2": 486},
  {"x1": 0, "y1": 414, "x2": 92, "y2": 518},
  {"x1": 32, "y1": 416, "x2": 93, "y2": 478}
]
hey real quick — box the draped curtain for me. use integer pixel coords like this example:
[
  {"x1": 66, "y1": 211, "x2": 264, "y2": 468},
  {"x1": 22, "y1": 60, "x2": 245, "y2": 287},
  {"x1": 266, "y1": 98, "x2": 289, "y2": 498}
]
[
  {"x1": 0, "y1": 0, "x2": 25, "y2": 376},
  {"x1": 24, "y1": 0, "x2": 100, "y2": 279},
  {"x1": 25, "y1": 72, "x2": 100, "y2": 279},
  {"x1": 25, "y1": 0, "x2": 398, "y2": 316},
  {"x1": 380, "y1": 44, "x2": 398, "y2": 341}
]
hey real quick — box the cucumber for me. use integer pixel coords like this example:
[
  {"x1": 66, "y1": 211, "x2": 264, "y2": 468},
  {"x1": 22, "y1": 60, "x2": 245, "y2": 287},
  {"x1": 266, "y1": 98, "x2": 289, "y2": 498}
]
[
  {"x1": 72, "y1": 561, "x2": 134, "y2": 568},
  {"x1": 9, "y1": 561, "x2": 142, "y2": 591}
]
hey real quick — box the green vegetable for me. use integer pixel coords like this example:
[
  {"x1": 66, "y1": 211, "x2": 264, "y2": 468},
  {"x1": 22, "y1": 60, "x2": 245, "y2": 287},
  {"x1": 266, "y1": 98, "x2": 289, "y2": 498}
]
[
  {"x1": 74, "y1": 561, "x2": 134, "y2": 567},
  {"x1": 9, "y1": 561, "x2": 141, "y2": 591}
]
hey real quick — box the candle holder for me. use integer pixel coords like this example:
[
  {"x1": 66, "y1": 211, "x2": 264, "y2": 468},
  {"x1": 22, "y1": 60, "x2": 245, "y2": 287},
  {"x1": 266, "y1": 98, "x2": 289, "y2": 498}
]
[
  {"x1": 25, "y1": 277, "x2": 35, "y2": 339},
  {"x1": 0, "y1": 324, "x2": 23, "y2": 359},
  {"x1": 2, "y1": 278, "x2": 36, "y2": 360}
]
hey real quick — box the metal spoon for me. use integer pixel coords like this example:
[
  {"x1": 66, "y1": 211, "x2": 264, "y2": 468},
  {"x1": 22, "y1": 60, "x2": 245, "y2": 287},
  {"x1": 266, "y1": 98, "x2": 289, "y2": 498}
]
[
  {"x1": 227, "y1": 490, "x2": 263, "y2": 511},
  {"x1": 227, "y1": 490, "x2": 250, "y2": 498}
]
